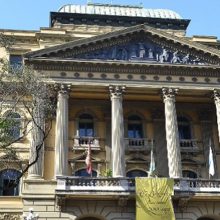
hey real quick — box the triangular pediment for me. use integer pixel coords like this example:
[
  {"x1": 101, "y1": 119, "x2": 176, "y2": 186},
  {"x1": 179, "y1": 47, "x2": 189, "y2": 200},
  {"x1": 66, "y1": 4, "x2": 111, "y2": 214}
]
[{"x1": 25, "y1": 24, "x2": 220, "y2": 66}]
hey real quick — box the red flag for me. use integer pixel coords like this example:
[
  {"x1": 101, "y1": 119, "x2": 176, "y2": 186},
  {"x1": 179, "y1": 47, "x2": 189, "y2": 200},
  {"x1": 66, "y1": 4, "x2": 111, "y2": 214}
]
[{"x1": 85, "y1": 141, "x2": 92, "y2": 175}]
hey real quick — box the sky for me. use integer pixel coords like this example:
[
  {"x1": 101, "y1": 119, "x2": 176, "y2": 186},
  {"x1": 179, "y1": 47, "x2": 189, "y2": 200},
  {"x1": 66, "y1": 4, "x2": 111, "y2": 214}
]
[{"x1": 0, "y1": 0, "x2": 220, "y2": 39}]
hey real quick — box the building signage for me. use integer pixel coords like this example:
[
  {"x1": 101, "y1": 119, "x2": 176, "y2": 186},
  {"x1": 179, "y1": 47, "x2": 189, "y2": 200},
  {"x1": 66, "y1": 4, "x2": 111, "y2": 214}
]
[{"x1": 136, "y1": 178, "x2": 175, "y2": 220}]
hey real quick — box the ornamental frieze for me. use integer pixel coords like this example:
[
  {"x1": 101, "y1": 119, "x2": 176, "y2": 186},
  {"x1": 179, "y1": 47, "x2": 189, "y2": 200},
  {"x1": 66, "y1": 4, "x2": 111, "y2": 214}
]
[
  {"x1": 0, "y1": 214, "x2": 21, "y2": 220},
  {"x1": 73, "y1": 39, "x2": 206, "y2": 65}
]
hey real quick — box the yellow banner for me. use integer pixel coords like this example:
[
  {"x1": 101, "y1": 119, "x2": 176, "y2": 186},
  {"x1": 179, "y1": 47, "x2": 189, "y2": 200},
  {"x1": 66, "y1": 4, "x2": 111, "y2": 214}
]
[{"x1": 136, "y1": 178, "x2": 175, "y2": 220}]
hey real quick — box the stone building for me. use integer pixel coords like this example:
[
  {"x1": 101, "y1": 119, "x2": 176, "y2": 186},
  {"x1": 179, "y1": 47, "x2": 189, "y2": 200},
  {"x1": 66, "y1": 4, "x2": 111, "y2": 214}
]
[{"x1": 0, "y1": 2, "x2": 220, "y2": 220}]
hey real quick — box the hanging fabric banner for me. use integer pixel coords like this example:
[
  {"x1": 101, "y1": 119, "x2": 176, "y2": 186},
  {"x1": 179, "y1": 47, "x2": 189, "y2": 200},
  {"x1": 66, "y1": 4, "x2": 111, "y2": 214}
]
[{"x1": 136, "y1": 178, "x2": 175, "y2": 220}]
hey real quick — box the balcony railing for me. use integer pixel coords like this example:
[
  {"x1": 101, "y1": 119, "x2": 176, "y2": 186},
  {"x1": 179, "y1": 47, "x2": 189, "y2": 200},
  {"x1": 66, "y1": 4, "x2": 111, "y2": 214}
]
[
  {"x1": 56, "y1": 177, "x2": 220, "y2": 195},
  {"x1": 125, "y1": 138, "x2": 152, "y2": 152},
  {"x1": 73, "y1": 136, "x2": 100, "y2": 150},
  {"x1": 180, "y1": 139, "x2": 201, "y2": 153},
  {"x1": 56, "y1": 177, "x2": 135, "y2": 194},
  {"x1": 174, "y1": 178, "x2": 220, "y2": 193}
]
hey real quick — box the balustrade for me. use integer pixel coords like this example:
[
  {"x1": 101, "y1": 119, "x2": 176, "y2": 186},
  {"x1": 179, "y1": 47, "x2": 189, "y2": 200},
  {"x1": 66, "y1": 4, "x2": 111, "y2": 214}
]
[
  {"x1": 125, "y1": 138, "x2": 152, "y2": 151},
  {"x1": 180, "y1": 139, "x2": 201, "y2": 153},
  {"x1": 56, "y1": 177, "x2": 220, "y2": 194},
  {"x1": 73, "y1": 137, "x2": 100, "y2": 150}
]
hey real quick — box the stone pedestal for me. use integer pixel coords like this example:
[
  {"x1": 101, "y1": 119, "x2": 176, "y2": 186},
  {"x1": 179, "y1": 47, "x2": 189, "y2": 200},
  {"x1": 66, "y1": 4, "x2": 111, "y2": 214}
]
[
  {"x1": 162, "y1": 88, "x2": 182, "y2": 178},
  {"x1": 109, "y1": 85, "x2": 126, "y2": 177}
]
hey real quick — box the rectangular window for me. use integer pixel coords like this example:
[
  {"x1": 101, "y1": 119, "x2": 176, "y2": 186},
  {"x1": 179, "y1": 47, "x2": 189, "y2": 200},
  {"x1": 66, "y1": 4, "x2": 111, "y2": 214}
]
[{"x1": 9, "y1": 55, "x2": 23, "y2": 70}]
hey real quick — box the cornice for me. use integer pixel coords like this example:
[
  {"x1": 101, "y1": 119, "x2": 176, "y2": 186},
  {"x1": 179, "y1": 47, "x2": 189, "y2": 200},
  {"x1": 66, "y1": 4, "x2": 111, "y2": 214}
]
[{"x1": 27, "y1": 59, "x2": 220, "y2": 78}]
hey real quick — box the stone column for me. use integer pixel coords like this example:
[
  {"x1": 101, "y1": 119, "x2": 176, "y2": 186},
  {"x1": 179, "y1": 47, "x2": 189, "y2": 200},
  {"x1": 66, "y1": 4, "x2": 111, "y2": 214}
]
[
  {"x1": 55, "y1": 85, "x2": 70, "y2": 177},
  {"x1": 28, "y1": 98, "x2": 45, "y2": 179},
  {"x1": 162, "y1": 88, "x2": 182, "y2": 178},
  {"x1": 109, "y1": 85, "x2": 126, "y2": 177},
  {"x1": 214, "y1": 90, "x2": 220, "y2": 142}
]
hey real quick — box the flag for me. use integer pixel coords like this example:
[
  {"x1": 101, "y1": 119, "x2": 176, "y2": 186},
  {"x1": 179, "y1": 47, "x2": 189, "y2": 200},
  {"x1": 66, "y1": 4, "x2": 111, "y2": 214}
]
[
  {"x1": 148, "y1": 148, "x2": 155, "y2": 176},
  {"x1": 85, "y1": 141, "x2": 92, "y2": 175},
  {"x1": 209, "y1": 144, "x2": 215, "y2": 177}
]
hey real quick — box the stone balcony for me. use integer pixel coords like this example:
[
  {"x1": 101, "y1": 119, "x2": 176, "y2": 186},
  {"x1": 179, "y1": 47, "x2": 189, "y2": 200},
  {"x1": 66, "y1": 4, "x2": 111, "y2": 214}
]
[
  {"x1": 180, "y1": 139, "x2": 202, "y2": 154},
  {"x1": 56, "y1": 177, "x2": 220, "y2": 199},
  {"x1": 72, "y1": 136, "x2": 101, "y2": 150},
  {"x1": 125, "y1": 138, "x2": 153, "y2": 152}
]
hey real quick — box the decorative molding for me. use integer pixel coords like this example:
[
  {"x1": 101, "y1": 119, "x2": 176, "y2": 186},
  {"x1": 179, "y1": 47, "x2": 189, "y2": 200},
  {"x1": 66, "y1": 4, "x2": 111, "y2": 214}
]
[
  {"x1": 54, "y1": 83, "x2": 72, "y2": 94},
  {"x1": 109, "y1": 85, "x2": 126, "y2": 98},
  {"x1": 0, "y1": 214, "x2": 21, "y2": 220},
  {"x1": 32, "y1": 61, "x2": 220, "y2": 78},
  {"x1": 214, "y1": 89, "x2": 220, "y2": 104},
  {"x1": 162, "y1": 87, "x2": 179, "y2": 101},
  {"x1": 73, "y1": 39, "x2": 206, "y2": 65},
  {"x1": 0, "y1": 159, "x2": 26, "y2": 172}
]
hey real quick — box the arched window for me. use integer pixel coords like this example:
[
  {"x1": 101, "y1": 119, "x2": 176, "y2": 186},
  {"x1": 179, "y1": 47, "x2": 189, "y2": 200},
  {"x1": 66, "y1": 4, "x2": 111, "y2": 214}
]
[
  {"x1": 178, "y1": 116, "x2": 191, "y2": 140},
  {"x1": 0, "y1": 169, "x2": 21, "y2": 196},
  {"x1": 127, "y1": 115, "x2": 143, "y2": 138},
  {"x1": 75, "y1": 169, "x2": 97, "y2": 177},
  {"x1": 182, "y1": 170, "x2": 197, "y2": 178},
  {"x1": 126, "y1": 169, "x2": 148, "y2": 178},
  {"x1": 3, "y1": 112, "x2": 21, "y2": 140},
  {"x1": 78, "y1": 114, "x2": 94, "y2": 137}
]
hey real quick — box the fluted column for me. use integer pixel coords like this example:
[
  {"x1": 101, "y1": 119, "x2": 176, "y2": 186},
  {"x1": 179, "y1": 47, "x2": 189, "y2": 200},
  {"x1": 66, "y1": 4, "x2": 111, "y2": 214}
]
[
  {"x1": 55, "y1": 85, "x2": 70, "y2": 177},
  {"x1": 28, "y1": 98, "x2": 45, "y2": 179},
  {"x1": 162, "y1": 88, "x2": 182, "y2": 178},
  {"x1": 109, "y1": 85, "x2": 126, "y2": 177},
  {"x1": 214, "y1": 89, "x2": 220, "y2": 142}
]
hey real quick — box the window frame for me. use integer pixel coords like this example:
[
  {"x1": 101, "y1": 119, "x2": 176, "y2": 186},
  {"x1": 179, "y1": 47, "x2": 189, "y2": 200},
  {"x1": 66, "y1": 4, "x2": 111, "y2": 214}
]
[
  {"x1": 76, "y1": 113, "x2": 97, "y2": 138},
  {"x1": 9, "y1": 54, "x2": 23, "y2": 70},
  {"x1": 2, "y1": 111, "x2": 22, "y2": 141},
  {"x1": 0, "y1": 169, "x2": 21, "y2": 196},
  {"x1": 177, "y1": 116, "x2": 193, "y2": 140},
  {"x1": 126, "y1": 115, "x2": 144, "y2": 139}
]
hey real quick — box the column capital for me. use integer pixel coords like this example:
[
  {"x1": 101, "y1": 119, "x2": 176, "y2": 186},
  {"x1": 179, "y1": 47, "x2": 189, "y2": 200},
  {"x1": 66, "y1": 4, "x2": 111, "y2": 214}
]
[
  {"x1": 214, "y1": 89, "x2": 220, "y2": 104},
  {"x1": 162, "y1": 87, "x2": 179, "y2": 102},
  {"x1": 109, "y1": 85, "x2": 126, "y2": 98},
  {"x1": 54, "y1": 84, "x2": 71, "y2": 95}
]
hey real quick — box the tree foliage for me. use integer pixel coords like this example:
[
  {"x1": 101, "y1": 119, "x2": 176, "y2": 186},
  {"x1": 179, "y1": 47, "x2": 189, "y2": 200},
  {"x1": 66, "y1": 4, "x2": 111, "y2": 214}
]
[{"x1": 0, "y1": 33, "x2": 55, "y2": 189}]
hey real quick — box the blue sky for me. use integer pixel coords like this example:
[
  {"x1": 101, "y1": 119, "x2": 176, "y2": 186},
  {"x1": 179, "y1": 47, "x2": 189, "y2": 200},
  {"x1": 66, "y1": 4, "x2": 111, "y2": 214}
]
[{"x1": 0, "y1": 0, "x2": 219, "y2": 39}]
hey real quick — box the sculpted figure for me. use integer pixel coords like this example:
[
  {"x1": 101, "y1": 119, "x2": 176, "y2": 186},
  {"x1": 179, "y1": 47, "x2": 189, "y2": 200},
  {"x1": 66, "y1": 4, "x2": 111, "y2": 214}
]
[
  {"x1": 171, "y1": 51, "x2": 180, "y2": 63},
  {"x1": 130, "y1": 45, "x2": 137, "y2": 59},
  {"x1": 159, "y1": 48, "x2": 169, "y2": 63},
  {"x1": 121, "y1": 48, "x2": 128, "y2": 60},
  {"x1": 148, "y1": 48, "x2": 154, "y2": 59},
  {"x1": 182, "y1": 54, "x2": 190, "y2": 64},
  {"x1": 111, "y1": 45, "x2": 117, "y2": 60},
  {"x1": 138, "y1": 43, "x2": 146, "y2": 58}
]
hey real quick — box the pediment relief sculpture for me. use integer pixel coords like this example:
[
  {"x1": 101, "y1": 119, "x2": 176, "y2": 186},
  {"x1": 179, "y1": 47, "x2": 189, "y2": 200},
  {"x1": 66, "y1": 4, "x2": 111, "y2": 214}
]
[{"x1": 73, "y1": 40, "x2": 206, "y2": 65}]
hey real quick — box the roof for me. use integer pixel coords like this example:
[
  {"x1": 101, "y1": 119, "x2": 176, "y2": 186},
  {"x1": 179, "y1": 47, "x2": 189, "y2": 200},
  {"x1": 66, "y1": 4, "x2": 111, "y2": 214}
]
[
  {"x1": 58, "y1": 3, "x2": 182, "y2": 20},
  {"x1": 24, "y1": 24, "x2": 220, "y2": 63}
]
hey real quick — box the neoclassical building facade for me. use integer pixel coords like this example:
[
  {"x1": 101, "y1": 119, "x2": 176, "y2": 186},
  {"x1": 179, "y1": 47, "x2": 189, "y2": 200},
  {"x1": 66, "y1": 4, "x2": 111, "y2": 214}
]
[{"x1": 0, "y1": 3, "x2": 220, "y2": 220}]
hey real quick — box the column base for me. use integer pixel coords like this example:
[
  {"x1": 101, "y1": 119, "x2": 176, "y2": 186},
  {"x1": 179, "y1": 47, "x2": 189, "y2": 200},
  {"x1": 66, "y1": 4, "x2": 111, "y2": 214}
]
[{"x1": 27, "y1": 174, "x2": 43, "y2": 180}]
